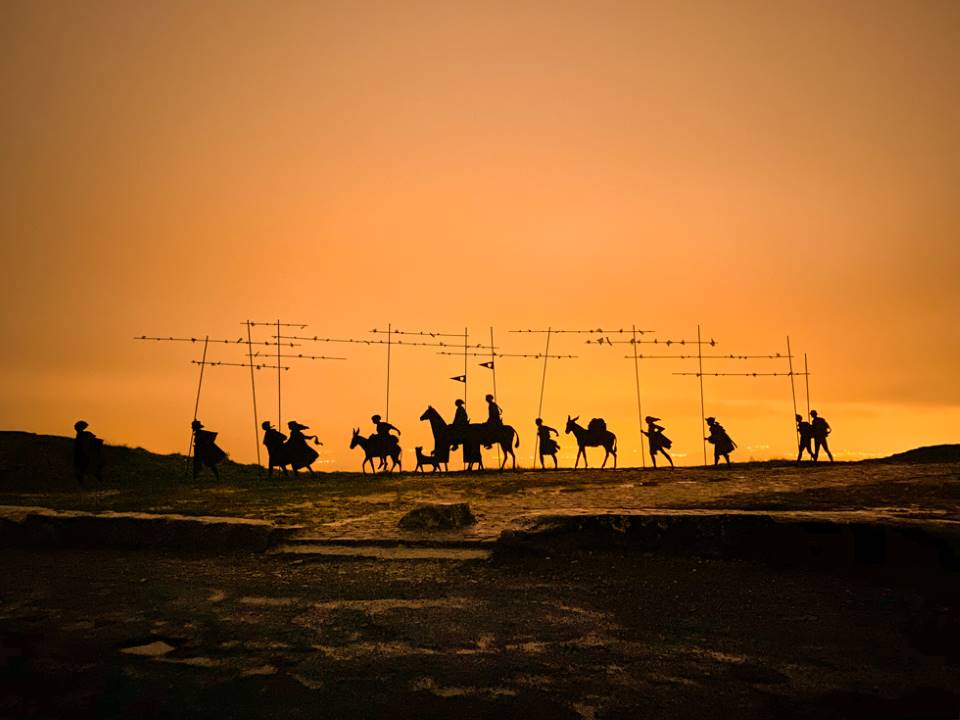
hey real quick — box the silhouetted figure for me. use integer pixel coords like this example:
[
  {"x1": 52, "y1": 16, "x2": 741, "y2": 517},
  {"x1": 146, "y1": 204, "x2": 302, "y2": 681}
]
[
  {"x1": 796, "y1": 414, "x2": 814, "y2": 463},
  {"x1": 452, "y1": 399, "x2": 469, "y2": 428},
  {"x1": 484, "y1": 394, "x2": 502, "y2": 449},
  {"x1": 705, "y1": 417, "x2": 736, "y2": 465},
  {"x1": 450, "y1": 399, "x2": 470, "y2": 451},
  {"x1": 191, "y1": 419, "x2": 226, "y2": 480},
  {"x1": 261, "y1": 421, "x2": 289, "y2": 477},
  {"x1": 351, "y1": 427, "x2": 402, "y2": 473},
  {"x1": 371, "y1": 414, "x2": 401, "y2": 469},
  {"x1": 565, "y1": 415, "x2": 617, "y2": 469},
  {"x1": 642, "y1": 416, "x2": 674, "y2": 468},
  {"x1": 285, "y1": 420, "x2": 322, "y2": 475},
  {"x1": 810, "y1": 410, "x2": 834, "y2": 462},
  {"x1": 536, "y1": 418, "x2": 559, "y2": 469},
  {"x1": 420, "y1": 406, "x2": 519, "y2": 471},
  {"x1": 73, "y1": 420, "x2": 103, "y2": 484}
]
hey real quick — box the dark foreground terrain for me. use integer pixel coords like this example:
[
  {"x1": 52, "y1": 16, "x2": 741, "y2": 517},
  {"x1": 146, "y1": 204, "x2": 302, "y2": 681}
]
[
  {"x1": 2, "y1": 545, "x2": 959, "y2": 720},
  {"x1": 1, "y1": 433, "x2": 958, "y2": 718}
]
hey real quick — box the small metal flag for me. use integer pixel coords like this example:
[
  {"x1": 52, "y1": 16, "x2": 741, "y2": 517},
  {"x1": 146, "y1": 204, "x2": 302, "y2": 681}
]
[
  {"x1": 479, "y1": 361, "x2": 494, "y2": 369},
  {"x1": 450, "y1": 375, "x2": 466, "y2": 383}
]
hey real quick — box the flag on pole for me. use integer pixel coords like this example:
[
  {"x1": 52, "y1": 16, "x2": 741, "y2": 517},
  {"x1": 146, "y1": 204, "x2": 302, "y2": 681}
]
[
  {"x1": 450, "y1": 375, "x2": 466, "y2": 383},
  {"x1": 479, "y1": 361, "x2": 494, "y2": 369}
]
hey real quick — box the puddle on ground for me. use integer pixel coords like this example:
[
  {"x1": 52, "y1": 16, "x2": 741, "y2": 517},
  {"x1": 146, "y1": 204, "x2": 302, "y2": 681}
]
[
  {"x1": 310, "y1": 597, "x2": 472, "y2": 614},
  {"x1": 239, "y1": 596, "x2": 301, "y2": 607},
  {"x1": 121, "y1": 640, "x2": 176, "y2": 657},
  {"x1": 274, "y1": 544, "x2": 490, "y2": 560}
]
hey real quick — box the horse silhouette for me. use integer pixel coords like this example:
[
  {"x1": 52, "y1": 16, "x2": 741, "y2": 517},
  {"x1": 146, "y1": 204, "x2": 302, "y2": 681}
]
[
  {"x1": 565, "y1": 415, "x2": 617, "y2": 469},
  {"x1": 420, "y1": 405, "x2": 518, "y2": 470},
  {"x1": 350, "y1": 427, "x2": 401, "y2": 473}
]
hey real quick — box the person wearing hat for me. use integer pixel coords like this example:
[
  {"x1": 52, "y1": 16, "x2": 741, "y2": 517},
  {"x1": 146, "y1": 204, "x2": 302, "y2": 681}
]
[
  {"x1": 795, "y1": 414, "x2": 815, "y2": 463},
  {"x1": 285, "y1": 420, "x2": 322, "y2": 476},
  {"x1": 809, "y1": 410, "x2": 833, "y2": 462},
  {"x1": 705, "y1": 417, "x2": 736, "y2": 465},
  {"x1": 641, "y1": 415, "x2": 674, "y2": 468},
  {"x1": 261, "y1": 421, "x2": 289, "y2": 478},
  {"x1": 73, "y1": 420, "x2": 104, "y2": 484},
  {"x1": 191, "y1": 419, "x2": 227, "y2": 480},
  {"x1": 535, "y1": 418, "x2": 560, "y2": 469}
]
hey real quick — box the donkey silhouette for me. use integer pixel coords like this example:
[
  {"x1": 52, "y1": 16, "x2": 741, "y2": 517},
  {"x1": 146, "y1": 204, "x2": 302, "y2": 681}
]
[
  {"x1": 565, "y1": 415, "x2": 617, "y2": 469},
  {"x1": 350, "y1": 427, "x2": 401, "y2": 473}
]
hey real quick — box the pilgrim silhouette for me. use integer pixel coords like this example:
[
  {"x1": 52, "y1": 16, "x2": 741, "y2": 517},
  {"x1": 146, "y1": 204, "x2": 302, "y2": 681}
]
[
  {"x1": 191, "y1": 419, "x2": 226, "y2": 480},
  {"x1": 351, "y1": 426, "x2": 402, "y2": 473},
  {"x1": 73, "y1": 420, "x2": 104, "y2": 484},
  {"x1": 810, "y1": 410, "x2": 834, "y2": 462},
  {"x1": 705, "y1": 417, "x2": 736, "y2": 465},
  {"x1": 285, "y1": 420, "x2": 322, "y2": 475},
  {"x1": 642, "y1": 416, "x2": 674, "y2": 468},
  {"x1": 796, "y1": 414, "x2": 815, "y2": 463},
  {"x1": 535, "y1": 418, "x2": 560, "y2": 469},
  {"x1": 261, "y1": 421, "x2": 289, "y2": 477},
  {"x1": 420, "y1": 405, "x2": 518, "y2": 471}
]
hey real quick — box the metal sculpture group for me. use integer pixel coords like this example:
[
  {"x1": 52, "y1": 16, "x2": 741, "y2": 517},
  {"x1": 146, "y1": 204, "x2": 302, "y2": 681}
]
[{"x1": 72, "y1": 405, "x2": 836, "y2": 480}]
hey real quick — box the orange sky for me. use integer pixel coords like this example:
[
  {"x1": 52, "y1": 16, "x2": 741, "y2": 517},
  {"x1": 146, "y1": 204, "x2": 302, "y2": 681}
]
[{"x1": 2, "y1": 0, "x2": 958, "y2": 469}]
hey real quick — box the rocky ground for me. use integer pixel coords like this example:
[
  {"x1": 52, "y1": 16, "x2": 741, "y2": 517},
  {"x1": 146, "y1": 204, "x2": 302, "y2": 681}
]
[{"x1": 1, "y1": 433, "x2": 958, "y2": 718}]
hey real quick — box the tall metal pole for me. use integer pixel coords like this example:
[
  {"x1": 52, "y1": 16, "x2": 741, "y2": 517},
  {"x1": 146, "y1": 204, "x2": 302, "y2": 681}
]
[
  {"x1": 490, "y1": 326, "x2": 500, "y2": 468},
  {"x1": 246, "y1": 321, "x2": 261, "y2": 471},
  {"x1": 697, "y1": 324, "x2": 707, "y2": 466},
  {"x1": 463, "y1": 327, "x2": 468, "y2": 405},
  {"x1": 787, "y1": 336, "x2": 799, "y2": 445},
  {"x1": 535, "y1": 327, "x2": 552, "y2": 464},
  {"x1": 804, "y1": 352, "x2": 811, "y2": 418},
  {"x1": 632, "y1": 324, "x2": 645, "y2": 469},
  {"x1": 187, "y1": 335, "x2": 210, "y2": 476},
  {"x1": 385, "y1": 322, "x2": 392, "y2": 422},
  {"x1": 276, "y1": 319, "x2": 282, "y2": 429}
]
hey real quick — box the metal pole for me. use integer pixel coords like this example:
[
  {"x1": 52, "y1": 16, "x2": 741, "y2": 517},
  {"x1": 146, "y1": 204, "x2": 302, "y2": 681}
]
[
  {"x1": 246, "y1": 321, "x2": 261, "y2": 471},
  {"x1": 463, "y1": 327, "x2": 468, "y2": 405},
  {"x1": 187, "y1": 335, "x2": 210, "y2": 476},
  {"x1": 535, "y1": 327, "x2": 551, "y2": 464},
  {"x1": 632, "y1": 324, "x2": 645, "y2": 469},
  {"x1": 385, "y1": 322, "x2": 391, "y2": 422},
  {"x1": 491, "y1": 326, "x2": 500, "y2": 468},
  {"x1": 697, "y1": 324, "x2": 706, "y2": 466},
  {"x1": 276, "y1": 319, "x2": 281, "y2": 429},
  {"x1": 787, "y1": 336, "x2": 799, "y2": 446},
  {"x1": 804, "y1": 352, "x2": 811, "y2": 418}
]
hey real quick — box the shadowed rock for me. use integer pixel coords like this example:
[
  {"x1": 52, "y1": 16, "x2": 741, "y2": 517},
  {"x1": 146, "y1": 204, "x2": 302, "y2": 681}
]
[{"x1": 398, "y1": 503, "x2": 476, "y2": 531}]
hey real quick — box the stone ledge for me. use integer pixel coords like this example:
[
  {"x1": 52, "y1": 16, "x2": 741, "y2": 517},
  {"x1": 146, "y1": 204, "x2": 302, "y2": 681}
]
[{"x1": 0, "y1": 505, "x2": 297, "y2": 552}]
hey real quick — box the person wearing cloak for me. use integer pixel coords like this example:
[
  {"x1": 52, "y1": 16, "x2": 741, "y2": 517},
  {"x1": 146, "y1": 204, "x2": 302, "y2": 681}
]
[
  {"x1": 535, "y1": 418, "x2": 560, "y2": 469},
  {"x1": 483, "y1": 394, "x2": 503, "y2": 449},
  {"x1": 810, "y1": 410, "x2": 834, "y2": 462},
  {"x1": 191, "y1": 419, "x2": 226, "y2": 480},
  {"x1": 796, "y1": 414, "x2": 815, "y2": 463},
  {"x1": 450, "y1": 398, "x2": 470, "y2": 450},
  {"x1": 705, "y1": 417, "x2": 736, "y2": 465},
  {"x1": 73, "y1": 420, "x2": 104, "y2": 484},
  {"x1": 285, "y1": 420, "x2": 322, "y2": 475},
  {"x1": 261, "y1": 421, "x2": 289, "y2": 477},
  {"x1": 642, "y1": 415, "x2": 674, "y2": 468}
]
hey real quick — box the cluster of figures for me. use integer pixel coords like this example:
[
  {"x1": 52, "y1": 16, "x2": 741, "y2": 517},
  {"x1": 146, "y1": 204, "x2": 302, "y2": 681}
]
[{"x1": 70, "y1": 401, "x2": 835, "y2": 481}]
